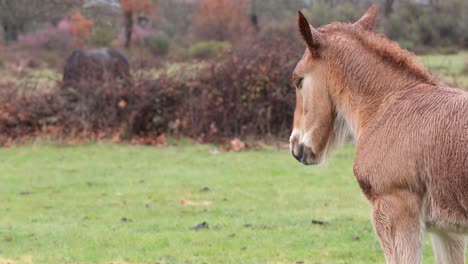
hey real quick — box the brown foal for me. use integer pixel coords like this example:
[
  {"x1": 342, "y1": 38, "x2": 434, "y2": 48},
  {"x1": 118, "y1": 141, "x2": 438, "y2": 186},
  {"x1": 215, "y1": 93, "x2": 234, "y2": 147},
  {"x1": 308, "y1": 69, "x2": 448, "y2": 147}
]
[{"x1": 290, "y1": 5, "x2": 468, "y2": 264}]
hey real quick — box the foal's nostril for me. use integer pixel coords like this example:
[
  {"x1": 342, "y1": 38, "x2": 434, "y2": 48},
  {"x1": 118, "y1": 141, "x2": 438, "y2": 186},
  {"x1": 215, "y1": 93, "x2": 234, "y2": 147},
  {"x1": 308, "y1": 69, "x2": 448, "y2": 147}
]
[
  {"x1": 301, "y1": 146, "x2": 317, "y2": 165},
  {"x1": 292, "y1": 144, "x2": 304, "y2": 162},
  {"x1": 297, "y1": 144, "x2": 304, "y2": 158},
  {"x1": 292, "y1": 151, "x2": 301, "y2": 162}
]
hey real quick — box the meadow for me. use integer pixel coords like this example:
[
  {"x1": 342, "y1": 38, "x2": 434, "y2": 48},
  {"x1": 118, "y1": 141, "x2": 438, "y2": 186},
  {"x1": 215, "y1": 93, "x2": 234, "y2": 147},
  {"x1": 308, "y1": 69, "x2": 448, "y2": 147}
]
[
  {"x1": 0, "y1": 48, "x2": 466, "y2": 263},
  {"x1": 1, "y1": 143, "x2": 461, "y2": 264},
  {"x1": 418, "y1": 51, "x2": 468, "y2": 89}
]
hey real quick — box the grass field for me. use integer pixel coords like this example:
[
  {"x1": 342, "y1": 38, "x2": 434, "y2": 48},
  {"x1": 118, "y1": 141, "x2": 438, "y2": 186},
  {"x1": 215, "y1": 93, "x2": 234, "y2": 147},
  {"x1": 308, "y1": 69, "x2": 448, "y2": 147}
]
[
  {"x1": 0, "y1": 143, "x2": 456, "y2": 263},
  {"x1": 418, "y1": 51, "x2": 468, "y2": 89}
]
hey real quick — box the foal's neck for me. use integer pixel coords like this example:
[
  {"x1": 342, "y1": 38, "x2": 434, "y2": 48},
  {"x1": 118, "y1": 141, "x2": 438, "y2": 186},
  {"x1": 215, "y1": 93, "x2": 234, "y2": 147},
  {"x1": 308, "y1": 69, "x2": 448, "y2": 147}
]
[{"x1": 329, "y1": 48, "x2": 435, "y2": 137}]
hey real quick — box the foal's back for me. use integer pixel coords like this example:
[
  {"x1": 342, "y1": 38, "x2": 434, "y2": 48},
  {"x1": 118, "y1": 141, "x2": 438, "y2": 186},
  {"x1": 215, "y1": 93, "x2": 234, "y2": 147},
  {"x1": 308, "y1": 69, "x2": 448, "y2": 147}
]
[{"x1": 358, "y1": 85, "x2": 468, "y2": 232}]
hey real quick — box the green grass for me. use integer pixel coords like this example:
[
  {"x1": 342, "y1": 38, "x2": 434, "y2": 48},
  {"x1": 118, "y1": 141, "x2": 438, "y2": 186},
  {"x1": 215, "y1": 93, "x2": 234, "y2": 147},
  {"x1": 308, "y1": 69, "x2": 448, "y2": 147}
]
[
  {"x1": 419, "y1": 52, "x2": 466, "y2": 75},
  {"x1": 0, "y1": 143, "x2": 450, "y2": 263},
  {"x1": 418, "y1": 51, "x2": 468, "y2": 89},
  {"x1": 0, "y1": 68, "x2": 60, "y2": 92}
]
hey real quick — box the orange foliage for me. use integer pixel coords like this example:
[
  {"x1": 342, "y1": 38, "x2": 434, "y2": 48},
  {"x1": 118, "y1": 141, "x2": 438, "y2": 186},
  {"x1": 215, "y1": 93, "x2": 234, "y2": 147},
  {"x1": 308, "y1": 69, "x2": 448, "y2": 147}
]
[
  {"x1": 193, "y1": 0, "x2": 252, "y2": 41},
  {"x1": 121, "y1": 0, "x2": 155, "y2": 15},
  {"x1": 68, "y1": 11, "x2": 93, "y2": 44}
]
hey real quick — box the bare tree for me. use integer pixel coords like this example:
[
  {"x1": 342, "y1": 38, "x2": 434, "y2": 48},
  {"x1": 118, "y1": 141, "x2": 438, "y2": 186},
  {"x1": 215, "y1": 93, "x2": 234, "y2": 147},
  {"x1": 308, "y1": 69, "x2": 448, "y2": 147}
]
[
  {"x1": 0, "y1": 0, "x2": 82, "y2": 43},
  {"x1": 120, "y1": 0, "x2": 155, "y2": 49},
  {"x1": 383, "y1": 0, "x2": 395, "y2": 16},
  {"x1": 124, "y1": 10, "x2": 134, "y2": 49}
]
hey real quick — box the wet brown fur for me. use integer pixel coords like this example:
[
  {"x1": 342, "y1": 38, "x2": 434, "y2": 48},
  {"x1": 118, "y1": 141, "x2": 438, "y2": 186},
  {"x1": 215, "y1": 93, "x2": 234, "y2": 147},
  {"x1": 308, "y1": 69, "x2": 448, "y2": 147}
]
[{"x1": 291, "y1": 6, "x2": 468, "y2": 264}]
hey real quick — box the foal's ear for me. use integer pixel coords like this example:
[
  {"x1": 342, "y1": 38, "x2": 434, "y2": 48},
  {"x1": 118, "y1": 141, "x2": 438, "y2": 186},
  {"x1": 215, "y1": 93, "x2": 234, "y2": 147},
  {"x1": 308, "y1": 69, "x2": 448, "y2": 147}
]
[
  {"x1": 354, "y1": 4, "x2": 378, "y2": 31},
  {"x1": 298, "y1": 11, "x2": 321, "y2": 56}
]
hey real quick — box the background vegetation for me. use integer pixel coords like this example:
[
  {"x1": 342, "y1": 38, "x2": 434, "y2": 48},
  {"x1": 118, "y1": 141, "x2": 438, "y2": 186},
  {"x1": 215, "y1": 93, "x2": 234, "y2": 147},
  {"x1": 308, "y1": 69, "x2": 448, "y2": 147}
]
[{"x1": 0, "y1": 0, "x2": 466, "y2": 146}]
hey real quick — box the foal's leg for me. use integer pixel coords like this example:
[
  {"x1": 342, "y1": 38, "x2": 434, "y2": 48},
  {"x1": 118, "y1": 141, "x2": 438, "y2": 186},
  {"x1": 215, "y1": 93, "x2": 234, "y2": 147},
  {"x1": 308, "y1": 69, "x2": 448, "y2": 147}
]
[
  {"x1": 371, "y1": 192, "x2": 424, "y2": 264},
  {"x1": 431, "y1": 232, "x2": 466, "y2": 264}
]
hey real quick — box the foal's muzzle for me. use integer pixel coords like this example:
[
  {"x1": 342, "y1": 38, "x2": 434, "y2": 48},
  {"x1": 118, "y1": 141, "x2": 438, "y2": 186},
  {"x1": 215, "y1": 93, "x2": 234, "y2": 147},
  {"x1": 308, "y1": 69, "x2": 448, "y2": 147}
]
[{"x1": 291, "y1": 142, "x2": 318, "y2": 165}]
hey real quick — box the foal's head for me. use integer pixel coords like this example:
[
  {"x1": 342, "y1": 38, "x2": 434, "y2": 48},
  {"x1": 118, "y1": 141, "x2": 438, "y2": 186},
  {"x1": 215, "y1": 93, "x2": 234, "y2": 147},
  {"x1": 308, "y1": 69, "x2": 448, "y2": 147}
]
[{"x1": 290, "y1": 5, "x2": 378, "y2": 165}]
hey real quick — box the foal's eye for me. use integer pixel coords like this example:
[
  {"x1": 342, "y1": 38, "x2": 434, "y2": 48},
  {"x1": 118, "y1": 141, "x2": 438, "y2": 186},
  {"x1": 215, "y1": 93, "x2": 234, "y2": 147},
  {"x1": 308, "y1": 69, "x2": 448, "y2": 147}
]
[{"x1": 294, "y1": 77, "x2": 304, "y2": 89}]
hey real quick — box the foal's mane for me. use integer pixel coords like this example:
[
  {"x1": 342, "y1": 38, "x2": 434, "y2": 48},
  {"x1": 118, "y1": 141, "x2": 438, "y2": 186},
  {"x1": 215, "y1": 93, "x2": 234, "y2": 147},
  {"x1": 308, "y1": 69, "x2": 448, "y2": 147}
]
[{"x1": 321, "y1": 23, "x2": 437, "y2": 85}]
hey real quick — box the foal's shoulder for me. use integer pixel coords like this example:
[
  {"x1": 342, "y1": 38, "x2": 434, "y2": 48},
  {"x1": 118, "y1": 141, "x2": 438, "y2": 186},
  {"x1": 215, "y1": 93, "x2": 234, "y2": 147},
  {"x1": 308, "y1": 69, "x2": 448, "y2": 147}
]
[{"x1": 434, "y1": 86, "x2": 468, "y2": 110}]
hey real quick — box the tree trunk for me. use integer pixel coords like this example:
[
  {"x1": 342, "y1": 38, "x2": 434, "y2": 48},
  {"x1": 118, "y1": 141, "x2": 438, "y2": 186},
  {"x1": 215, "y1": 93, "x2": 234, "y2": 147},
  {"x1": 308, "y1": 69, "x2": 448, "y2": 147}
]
[
  {"x1": 383, "y1": 0, "x2": 394, "y2": 17},
  {"x1": 2, "y1": 21, "x2": 22, "y2": 44},
  {"x1": 124, "y1": 11, "x2": 133, "y2": 49},
  {"x1": 250, "y1": 0, "x2": 258, "y2": 31}
]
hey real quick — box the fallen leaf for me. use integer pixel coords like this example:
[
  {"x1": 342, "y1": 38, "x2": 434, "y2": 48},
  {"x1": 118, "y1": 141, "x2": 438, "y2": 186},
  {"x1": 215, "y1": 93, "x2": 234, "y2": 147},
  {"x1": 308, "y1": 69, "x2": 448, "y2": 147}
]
[
  {"x1": 181, "y1": 199, "x2": 212, "y2": 206},
  {"x1": 209, "y1": 122, "x2": 218, "y2": 135},
  {"x1": 191, "y1": 221, "x2": 209, "y2": 231},
  {"x1": 111, "y1": 132, "x2": 122, "y2": 143},
  {"x1": 118, "y1": 99, "x2": 127, "y2": 109},
  {"x1": 230, "y1": 138, "x2": 246, "y2": 152},
  {"x1": 311, "y1": 219, "x2": 328, "y2": 225},
  {"x1": 121, "y1": 217, "x2": 132, "y2": 222},
  {"x1": 156, "y1": 133, "x2": 167, "y2": 145},
  {"x1": 199, "y1": 187, "x2": 210, "y2": 193},
  {"x1": 209, "y1": 149, "x2": 220, "y2": 155}
]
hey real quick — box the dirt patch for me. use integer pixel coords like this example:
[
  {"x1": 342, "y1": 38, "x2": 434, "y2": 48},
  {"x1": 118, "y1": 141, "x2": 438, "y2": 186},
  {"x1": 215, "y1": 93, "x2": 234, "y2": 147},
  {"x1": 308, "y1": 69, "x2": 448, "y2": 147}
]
[{"x1": 0, "y1": 255, "x2": 32, "y2": 264}]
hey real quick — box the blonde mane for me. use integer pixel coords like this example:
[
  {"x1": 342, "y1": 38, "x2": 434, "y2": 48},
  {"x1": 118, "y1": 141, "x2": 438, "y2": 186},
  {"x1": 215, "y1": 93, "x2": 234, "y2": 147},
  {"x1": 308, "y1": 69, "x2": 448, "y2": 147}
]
[{"x1": 321, "y1": 22, "x2": 437, "y2": 85}]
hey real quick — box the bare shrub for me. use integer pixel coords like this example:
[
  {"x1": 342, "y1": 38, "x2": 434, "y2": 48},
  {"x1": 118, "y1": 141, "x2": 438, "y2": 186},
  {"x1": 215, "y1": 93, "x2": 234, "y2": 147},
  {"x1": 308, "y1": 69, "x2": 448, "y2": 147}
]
[{"x1": 0, "y1": 30, "x2": 300, "y2": 144}]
